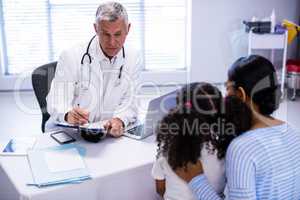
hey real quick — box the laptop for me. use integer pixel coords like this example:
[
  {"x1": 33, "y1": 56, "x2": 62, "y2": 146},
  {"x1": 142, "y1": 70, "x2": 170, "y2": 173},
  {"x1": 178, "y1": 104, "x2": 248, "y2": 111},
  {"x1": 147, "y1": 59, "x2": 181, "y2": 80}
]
[{"x1": 124, "y1": 90, "x2": 177, "y2": 140}]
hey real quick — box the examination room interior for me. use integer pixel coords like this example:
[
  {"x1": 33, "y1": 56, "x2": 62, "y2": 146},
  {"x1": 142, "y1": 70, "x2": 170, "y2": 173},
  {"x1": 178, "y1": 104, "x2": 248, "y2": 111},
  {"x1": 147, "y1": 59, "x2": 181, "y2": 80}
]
[
  {"x1": 0, "y1": 0, "x2": 300, "y2": 199},
  {"x1": 1, "y1": 0, "x2": 299, "y2": 136},
  {"x1": 0, "y1": 1, "x2": 300, "y2": 159}
]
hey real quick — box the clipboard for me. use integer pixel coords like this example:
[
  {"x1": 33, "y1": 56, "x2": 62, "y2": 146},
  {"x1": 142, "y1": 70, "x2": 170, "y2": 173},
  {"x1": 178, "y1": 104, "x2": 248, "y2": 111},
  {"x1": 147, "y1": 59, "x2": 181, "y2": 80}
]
[{"x1": 55, "y1": 121, "x2": 106, "y2": 133}]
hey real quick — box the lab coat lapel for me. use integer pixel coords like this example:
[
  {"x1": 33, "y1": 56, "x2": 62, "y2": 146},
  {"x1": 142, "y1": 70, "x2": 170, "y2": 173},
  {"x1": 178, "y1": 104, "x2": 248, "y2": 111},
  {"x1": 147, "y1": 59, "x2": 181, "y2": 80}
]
[
  {"x1": 92, "y1": 37, "x2": 125, "y2": 118},
  {"x1": 88, "y1": 37, "x2": 104, "y2": 122},
  {"x1": 102, "y1": 53, "x2": 125, "y2": 111},
  {"x1": 103, "y1": 72, "x2": 115, "y2": 106}
]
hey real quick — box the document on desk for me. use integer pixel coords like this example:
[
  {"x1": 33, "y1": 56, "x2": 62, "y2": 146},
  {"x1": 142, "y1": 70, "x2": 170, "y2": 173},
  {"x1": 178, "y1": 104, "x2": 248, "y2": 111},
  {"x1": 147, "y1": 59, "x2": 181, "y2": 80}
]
[
  {"x1": 54, "y1": 121, "x2": 79, "y2": 129},
  {"x1": 80, "y1": 121, "x2": 107, "y2": 132},
  {"x1": 27, "y1": 145, "x2": 91, "y2": 187},
  {"x1": 55, "y1": 121, "x2": 106, "y2": 132},
  {"x1": 44, "y1": 148, "x2": 85, "y2": 173}
]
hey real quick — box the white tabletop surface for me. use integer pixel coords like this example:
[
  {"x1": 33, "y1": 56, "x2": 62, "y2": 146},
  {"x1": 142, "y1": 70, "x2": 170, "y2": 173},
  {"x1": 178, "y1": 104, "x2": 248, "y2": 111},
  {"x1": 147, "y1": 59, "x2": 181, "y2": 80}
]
[{"x1": 0, "y1": 130, "x2": 158, "y2": 200}]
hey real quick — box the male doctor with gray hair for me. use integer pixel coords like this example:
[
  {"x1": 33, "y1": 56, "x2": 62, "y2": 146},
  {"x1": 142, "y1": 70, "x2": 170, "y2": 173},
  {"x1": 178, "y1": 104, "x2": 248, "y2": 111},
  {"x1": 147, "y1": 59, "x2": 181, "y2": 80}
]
[{"x1": 46, "y1": 2, "x2": 142, "y2": 140}]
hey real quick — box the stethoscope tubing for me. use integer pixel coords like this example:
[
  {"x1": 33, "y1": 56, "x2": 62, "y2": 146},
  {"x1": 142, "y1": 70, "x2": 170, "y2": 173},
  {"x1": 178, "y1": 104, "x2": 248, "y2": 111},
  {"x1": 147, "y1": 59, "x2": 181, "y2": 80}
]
[{"x1": 80, "y1": 35, "x2": 125, "y2": 89}]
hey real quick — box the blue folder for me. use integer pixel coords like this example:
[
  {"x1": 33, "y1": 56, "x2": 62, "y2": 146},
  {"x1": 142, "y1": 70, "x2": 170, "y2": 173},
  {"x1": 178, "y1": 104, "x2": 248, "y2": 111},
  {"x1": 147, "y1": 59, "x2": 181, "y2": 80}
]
[{"x1": 27, "y1": 144, "x2": 91, "y2": 187}]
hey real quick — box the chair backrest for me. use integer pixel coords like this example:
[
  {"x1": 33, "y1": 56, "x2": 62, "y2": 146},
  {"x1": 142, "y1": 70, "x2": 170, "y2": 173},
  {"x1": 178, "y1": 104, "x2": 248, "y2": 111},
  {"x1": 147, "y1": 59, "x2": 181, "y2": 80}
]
[{"x1": 32, "y1": 62, "x2": 57, "y2": 132}]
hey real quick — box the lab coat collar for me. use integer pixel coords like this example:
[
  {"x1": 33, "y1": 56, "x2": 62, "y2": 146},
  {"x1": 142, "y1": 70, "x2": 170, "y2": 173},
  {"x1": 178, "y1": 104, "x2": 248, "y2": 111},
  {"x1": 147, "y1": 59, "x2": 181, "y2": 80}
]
[{"x1": 94, "y1": 36, "x2": 125, "y2": 67}]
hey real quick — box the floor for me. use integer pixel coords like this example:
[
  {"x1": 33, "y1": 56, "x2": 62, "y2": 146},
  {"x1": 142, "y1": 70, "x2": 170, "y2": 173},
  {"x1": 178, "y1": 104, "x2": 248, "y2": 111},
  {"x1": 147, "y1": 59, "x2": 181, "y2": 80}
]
[{"x1": 0, "y1": 90, "x2": 300, "y2": 139}]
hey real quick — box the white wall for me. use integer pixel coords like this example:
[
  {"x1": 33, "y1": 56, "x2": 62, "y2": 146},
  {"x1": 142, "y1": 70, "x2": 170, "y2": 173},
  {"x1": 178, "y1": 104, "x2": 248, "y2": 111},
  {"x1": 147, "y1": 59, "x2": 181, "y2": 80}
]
[
  {"x1": 1, "y1": 1, "x2": 299, "y2": 90},
  {"x1": 190, "y1": 0, "x2": 300, "y2": 83}
]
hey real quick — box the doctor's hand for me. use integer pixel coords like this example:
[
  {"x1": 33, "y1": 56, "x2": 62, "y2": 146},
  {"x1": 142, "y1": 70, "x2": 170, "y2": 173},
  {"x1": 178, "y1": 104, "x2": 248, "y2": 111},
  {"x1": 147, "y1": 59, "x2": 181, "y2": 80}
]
[
  {"x1": 175, "y1": 160, "x2": 204, "y2": 183},
  {"x1": 65, "y1": 108, "x2": 89, "y2": 125},
  {"x1": 104, "y1": 118, "x2": 125, "y2": 137}
]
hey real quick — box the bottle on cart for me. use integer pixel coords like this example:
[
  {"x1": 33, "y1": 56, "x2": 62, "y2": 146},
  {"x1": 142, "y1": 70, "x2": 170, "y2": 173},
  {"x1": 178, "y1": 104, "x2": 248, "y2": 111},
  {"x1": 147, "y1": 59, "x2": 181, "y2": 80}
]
[{"x1": 270, "y1": 9, "x2": 276, "y2": 33}]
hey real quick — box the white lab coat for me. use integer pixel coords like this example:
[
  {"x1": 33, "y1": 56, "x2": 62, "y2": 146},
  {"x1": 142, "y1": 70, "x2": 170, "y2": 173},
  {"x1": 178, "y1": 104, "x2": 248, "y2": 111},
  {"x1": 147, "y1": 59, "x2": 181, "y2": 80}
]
[{"x1": 45, "y1": 36, "x2": 142, "y2": 131}]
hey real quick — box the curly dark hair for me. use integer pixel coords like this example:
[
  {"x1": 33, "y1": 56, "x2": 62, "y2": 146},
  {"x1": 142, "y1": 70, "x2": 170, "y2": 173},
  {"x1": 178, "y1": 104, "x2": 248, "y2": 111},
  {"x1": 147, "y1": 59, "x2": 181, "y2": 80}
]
[
  {"x1": 156, "y1": 82, "x2": 252, "y2": 170},
  {"x1": 211, "y1": 95, "x2": 252, "y2": 159}
]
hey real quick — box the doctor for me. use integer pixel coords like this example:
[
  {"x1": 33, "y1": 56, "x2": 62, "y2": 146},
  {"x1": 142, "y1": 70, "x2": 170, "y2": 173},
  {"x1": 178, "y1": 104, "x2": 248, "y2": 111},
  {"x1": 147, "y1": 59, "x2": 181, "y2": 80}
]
[{"x1": 46, "y1": 2, "x2": 142, "y2": 138}]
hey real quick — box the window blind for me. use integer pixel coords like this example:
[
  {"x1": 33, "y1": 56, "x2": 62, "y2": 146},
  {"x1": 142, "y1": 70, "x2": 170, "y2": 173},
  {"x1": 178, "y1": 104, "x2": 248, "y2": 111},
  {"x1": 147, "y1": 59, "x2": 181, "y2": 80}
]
[{"x1": 1, "y1": 0, "x2": 189, "y2": 75}]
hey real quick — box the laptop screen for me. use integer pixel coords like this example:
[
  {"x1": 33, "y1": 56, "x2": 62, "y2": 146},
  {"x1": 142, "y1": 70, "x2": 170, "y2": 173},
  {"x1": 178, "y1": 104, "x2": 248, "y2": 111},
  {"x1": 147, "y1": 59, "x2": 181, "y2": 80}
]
[{"x1": 144, "y1": 90, "x2": 178, "y2": 136}]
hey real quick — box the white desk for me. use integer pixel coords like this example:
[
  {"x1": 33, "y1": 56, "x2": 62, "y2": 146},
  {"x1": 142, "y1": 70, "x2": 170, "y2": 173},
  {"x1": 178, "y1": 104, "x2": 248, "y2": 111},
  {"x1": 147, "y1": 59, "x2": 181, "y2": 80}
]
[
  {"x1": 0, "y1": 131, "x2": 158, "y2": 200},
  {"x1": 248, "y1": 31, "x2": 288, "y2": 95}
]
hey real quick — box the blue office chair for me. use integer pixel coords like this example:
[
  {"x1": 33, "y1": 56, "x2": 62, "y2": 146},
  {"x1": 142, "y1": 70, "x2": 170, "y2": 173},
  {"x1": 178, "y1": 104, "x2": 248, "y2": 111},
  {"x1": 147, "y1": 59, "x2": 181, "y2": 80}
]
[{"x1": 32, "y1": 62, "x2": 57, "y2": 132}]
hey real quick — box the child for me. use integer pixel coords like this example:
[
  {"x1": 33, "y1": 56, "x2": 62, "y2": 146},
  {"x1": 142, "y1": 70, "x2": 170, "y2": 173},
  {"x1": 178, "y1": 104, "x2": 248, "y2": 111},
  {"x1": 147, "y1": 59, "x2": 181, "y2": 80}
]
[{"x1": 151, "y1": 82, "x2": 252, "y2": 200}]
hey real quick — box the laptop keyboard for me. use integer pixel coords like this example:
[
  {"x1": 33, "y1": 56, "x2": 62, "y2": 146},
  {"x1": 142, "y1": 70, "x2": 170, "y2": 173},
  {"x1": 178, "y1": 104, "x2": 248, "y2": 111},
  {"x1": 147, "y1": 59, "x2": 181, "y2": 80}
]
[{"x1": 126, "y1": 125, "x2": 144, "y2": 136}]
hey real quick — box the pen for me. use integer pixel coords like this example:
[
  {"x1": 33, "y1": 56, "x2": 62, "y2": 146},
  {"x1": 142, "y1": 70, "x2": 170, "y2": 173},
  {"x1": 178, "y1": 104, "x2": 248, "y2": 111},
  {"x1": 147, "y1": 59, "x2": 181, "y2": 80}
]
[{"x1": 75, "y1": 82, "x2": 89, "y2": 124}]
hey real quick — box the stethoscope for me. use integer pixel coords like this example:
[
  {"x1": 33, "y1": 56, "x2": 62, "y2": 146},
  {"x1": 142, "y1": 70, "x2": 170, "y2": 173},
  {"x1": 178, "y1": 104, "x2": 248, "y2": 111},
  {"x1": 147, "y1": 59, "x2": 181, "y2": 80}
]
[{"x1": 79, "y1": 35, "x2": 125, "y2": 90}]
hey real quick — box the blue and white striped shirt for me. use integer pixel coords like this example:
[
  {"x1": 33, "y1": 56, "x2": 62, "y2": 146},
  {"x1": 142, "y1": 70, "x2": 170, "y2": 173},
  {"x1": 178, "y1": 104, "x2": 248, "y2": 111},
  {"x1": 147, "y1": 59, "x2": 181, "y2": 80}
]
[{"x1": 189, "y1": 123, "x2": 300, "y2": 200}]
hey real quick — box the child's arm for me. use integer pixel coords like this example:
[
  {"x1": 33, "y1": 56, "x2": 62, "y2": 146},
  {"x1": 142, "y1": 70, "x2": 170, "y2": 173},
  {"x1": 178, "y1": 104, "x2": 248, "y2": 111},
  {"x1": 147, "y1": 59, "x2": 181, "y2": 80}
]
[
  {"x1": 152, "y1": 157, "x2": 167, "y2": 198},
  {"x1": 155, "y1": 179, "x2": 166, "y2": 198}
]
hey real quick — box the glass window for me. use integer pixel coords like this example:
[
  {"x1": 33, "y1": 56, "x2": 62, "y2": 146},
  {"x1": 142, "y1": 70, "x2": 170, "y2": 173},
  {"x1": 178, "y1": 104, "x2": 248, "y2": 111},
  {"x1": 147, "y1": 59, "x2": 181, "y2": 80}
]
[{"x1": 0, "y1": 0, "x2": 190, "y2": 75}]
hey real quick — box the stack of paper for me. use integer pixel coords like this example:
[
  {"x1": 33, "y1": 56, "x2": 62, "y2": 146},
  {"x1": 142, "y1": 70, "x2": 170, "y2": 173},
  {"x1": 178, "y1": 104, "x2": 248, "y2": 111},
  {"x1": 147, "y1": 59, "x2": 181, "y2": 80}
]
[
  {"x1": 27, "y1": 144, "x2": 91, "y2": 187},
  {"x1": 55, "y1": 121, "x2": 106, "y2": 133}
]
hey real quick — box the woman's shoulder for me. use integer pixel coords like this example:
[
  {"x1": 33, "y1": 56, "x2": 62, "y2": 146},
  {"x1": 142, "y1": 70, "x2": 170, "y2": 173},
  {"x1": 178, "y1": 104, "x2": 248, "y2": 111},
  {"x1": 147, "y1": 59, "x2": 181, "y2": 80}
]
[
  {"x1": 227, "y1": 134, "x2": 256, "y2": 152},
  {"x1": 225, "y1": 130, "x2": 264, "y2": 162},
  {"x1": 226, "y1": 123, "x2": 298, "y2": 160}
]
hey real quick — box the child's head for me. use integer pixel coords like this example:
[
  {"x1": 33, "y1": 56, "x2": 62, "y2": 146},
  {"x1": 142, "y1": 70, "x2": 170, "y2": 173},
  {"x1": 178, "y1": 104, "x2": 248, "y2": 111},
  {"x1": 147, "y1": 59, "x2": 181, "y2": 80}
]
[{"x1": 156, "y1": 82, "x2": 252, "y2": 170}]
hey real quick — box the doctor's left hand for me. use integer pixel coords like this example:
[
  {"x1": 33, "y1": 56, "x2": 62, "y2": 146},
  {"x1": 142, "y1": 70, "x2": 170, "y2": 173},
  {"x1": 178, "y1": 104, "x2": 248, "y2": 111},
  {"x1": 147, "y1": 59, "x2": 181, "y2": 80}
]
[{"x1": 104, "y1": 118, "x2": 125, "y2": 137}]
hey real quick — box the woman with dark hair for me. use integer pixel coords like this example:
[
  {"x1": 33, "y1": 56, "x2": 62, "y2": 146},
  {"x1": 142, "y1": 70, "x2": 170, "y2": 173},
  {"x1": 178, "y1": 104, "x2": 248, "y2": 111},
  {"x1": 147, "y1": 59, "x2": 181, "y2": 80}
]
[
  {"x1": 151, "y1": 82, "x2": 252, "y2": 200},
  {"x1": 176, "y1": 55, "x2": 300, "y2": 200}
]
